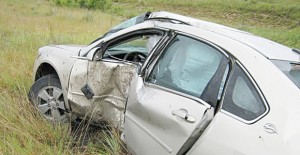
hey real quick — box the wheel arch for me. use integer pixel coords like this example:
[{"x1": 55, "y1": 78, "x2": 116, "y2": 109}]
[
  {"x1": 33, "y1": 62, "x2": 73, "y2": 113},
  {"x1": 35, "y1": 63, "x2": 59, "y2": 81}
]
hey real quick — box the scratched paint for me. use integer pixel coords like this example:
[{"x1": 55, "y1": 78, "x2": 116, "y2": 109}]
[{"x1": 69, "y1": 60, "x2": 137, "y2": 128}]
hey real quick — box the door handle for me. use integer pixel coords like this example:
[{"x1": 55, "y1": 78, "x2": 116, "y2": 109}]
[{"x1": 172, "y1": 109, "x2": 196, "y2": 123}]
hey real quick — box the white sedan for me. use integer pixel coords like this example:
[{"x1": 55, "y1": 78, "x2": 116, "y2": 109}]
[{"x1": 28, "y1": 11, "x2": 300, "y2": 155}]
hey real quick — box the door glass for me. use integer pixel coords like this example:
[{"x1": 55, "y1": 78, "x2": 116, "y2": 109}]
[
  {"x1": 222, "y1": 64, "x2": 266, "y2": 121},
  {"x1": 147, "y1": 35, "x2": 224, "y2": 97}
]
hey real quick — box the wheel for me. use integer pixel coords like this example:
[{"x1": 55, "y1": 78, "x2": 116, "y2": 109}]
[{"x1": 28, "y1": 75, "x2": 69, "y2": 122}]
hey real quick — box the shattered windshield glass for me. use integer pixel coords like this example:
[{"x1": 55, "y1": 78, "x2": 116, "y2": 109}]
[
  {"x1": 272, "y1": 60, "x2": 300, "y2": 88},
  {"x1": 109, "y1": 14, "x2": 146, "y2": 33},
  {"x1": 90, "y1": 13, "x2": 150, "y2": 44}
]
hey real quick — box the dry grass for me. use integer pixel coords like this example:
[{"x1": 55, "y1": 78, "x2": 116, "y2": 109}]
[
  {"x1": 0, "y1": 0, "x2": 299, "y2": 154},
  {"x1": 0, "y1": 0, "x2": 124, "y2": 154}
]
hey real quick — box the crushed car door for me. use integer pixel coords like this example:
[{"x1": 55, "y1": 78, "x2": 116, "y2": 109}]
[
  {"x1": 68, "y1": 29, "x2": 165, "y2": 127},
  {"x1": 123, "y1": 34, "x2": 230, "y2": 155}
]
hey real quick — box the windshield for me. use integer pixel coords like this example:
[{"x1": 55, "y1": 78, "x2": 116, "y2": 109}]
[
  {"x1": 272, "y1": 60, "x2": 300, "y2": 88},
  {"x1": 90, "y1": 12, "x2": 150, "y2": 44},
  {"x1": 111, "y1": 15, "x2": 145, "y2": 31}
]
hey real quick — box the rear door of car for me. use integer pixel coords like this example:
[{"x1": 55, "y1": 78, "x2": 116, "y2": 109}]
[
  {"x1": 187, "y1": 61, "x2": 270, "y2": 155},
  {"x1": 123, "y1": 33, "x2": 230, "y2": 154}
]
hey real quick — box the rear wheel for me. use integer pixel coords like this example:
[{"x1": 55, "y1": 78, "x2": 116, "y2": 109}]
[{"x1": 28, "y1": 75, "x2": 69, "y2": 122}]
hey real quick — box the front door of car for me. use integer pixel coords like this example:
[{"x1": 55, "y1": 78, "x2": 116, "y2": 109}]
[
  {"x1": 68, "y1": 29, "x2": 165, "y2": 127},
  {"x1": 123, "y1": 34, "x2": 230, "y2": 154}
]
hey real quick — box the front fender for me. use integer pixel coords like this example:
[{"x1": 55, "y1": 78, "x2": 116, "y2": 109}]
[{"x1": 33, "y1": 45, "x2": 82, "y2": 111}]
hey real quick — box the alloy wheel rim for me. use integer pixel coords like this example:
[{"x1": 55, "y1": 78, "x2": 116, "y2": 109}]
[{"x1": 37, "y1": 86, "x2": 67, "y2": 121}]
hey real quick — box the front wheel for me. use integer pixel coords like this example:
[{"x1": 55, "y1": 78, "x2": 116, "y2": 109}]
[{"x1": 28, "y1": 75, "x2": 69, "y2": 122}]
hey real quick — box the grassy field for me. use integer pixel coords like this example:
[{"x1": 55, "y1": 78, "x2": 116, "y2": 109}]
[
  {"x1": 112, "y1": 0, "x2": 300, "y2": 49},
  {"x1": 0, "y1": 0, "x2": 299, "y2": 154},
  {"x1": 0, "y1": 0, "x2": 123, "y2": 154}
]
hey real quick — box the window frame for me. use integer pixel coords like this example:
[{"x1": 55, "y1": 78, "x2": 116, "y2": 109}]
[
  {"x1": 219, "y1": 61, "x2": 270, "y2": 124},
  {"x1": 94, "y1": 28, "x2": 167, "y2": 62},
  {"x1": 144, "y1": 32, "x2": 231, "y2": 108}
]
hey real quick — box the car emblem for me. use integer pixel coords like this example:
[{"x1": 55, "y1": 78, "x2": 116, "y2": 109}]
[{"x1": 264, "y1": 123, "x2": 278, "y2": 134}]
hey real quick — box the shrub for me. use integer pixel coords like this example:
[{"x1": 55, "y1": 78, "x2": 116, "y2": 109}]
[
  {"x1": 87, "y1": 0, "x2": 112, "y2": 10},
  {"x1": 54, "y1": 0, "x2": 112, "y2": 10}
]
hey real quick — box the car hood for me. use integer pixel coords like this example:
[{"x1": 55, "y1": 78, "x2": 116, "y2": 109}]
[
  {"x1": 37, "y1": 45, "x2": 87, "y2": 61},
  {"x1": 47, "y1": 45, "x2": 86, "y2": 55}
]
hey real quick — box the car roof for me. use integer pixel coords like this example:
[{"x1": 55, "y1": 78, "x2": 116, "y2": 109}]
[{"x1": 149, "y1": 11, "x2": 300, "y2": 62}]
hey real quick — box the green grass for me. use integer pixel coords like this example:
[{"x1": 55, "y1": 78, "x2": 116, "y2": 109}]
[
  {"x1": 0, "y1": 0, "x2": 299, "y2": 154},
  {"x1": 111, "y1": 0, "x2": 300, "y2": 49},
  {"x1": 0, "y1": 0, "x2": 124, "y2": 154}
]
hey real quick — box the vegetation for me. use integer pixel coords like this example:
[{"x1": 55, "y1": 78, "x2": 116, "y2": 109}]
[
  {"x1": 51, "y1": 0, "x2": 300, "y2": 48},
  {"x1": 0, "y1": 0, "x2": 299, "y2": 154},
  {"x1": 54, "y1": 0, "x2": 112, "y2": 10},
  {"x1": 109, "y1": 0, "x2": 300, "y2": 49},
  {"x1": 0, "y1": 0, "x2": 123, "y2": 154}
]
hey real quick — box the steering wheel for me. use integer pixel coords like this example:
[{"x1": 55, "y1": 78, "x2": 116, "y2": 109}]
[{"x1": 123, "y1": 51, "x2": 147, "y2": 63}]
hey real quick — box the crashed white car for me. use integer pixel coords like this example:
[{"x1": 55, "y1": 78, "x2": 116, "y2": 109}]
[{"x1": 29, "y1": 11, "x2": 300, "y2": 154}]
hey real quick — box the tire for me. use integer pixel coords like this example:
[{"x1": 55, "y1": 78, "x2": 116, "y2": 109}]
[{"x1": 28, "y1": 75, "x2": 69, "y2": 123}]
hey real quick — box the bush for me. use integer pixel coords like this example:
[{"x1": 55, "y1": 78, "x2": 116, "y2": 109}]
[
  {"x1": 87, "y1": 0, "x2": 112, "y2": 10},
  {"x1": 54, "y1": 0, "x2": 112, "y2": 10}
]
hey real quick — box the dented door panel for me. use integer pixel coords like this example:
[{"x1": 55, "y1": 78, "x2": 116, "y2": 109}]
[{"x1": 68, "y1": 59, "x2": 136, "y2": 127}]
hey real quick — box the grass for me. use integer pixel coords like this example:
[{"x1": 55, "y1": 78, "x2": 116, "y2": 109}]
[
  {"x1": 0, "y1": 0, "x2": 299, "y2": 154},
  {"x1": 0, "y1": 0, "x2": 124, "y2": 154},
  {"x1": 111, "y1": 0, "x2": 300, "y2": 49}
]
